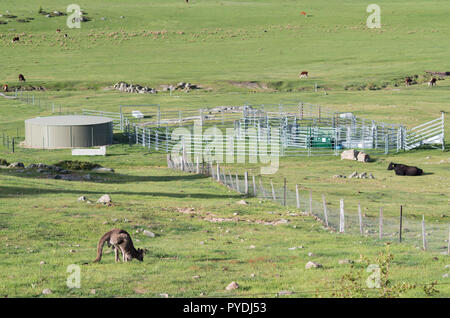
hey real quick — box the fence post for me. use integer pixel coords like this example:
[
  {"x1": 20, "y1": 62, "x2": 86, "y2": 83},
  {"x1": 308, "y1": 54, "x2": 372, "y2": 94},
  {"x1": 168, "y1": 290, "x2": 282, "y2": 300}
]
[
  {"x1": 270, "y1": 180, "x2": 276, "y2": 200},
  {"x1": 252, "y1": 175, "x2": 257, "y2": 197},
  {"x1": 322, "y1": 194, "x2": 328, "y2": 227},
  {"x1": 244, "y1": 171, "x2": 249, "y2": 195},
  {"x1": 259, "y1": 178, "x2": 267, "y2": 198},
  {"x1": 379, "y1": 207, "x2": 383, "y2": 239},
  {"x1": 399, "y1": 205, "x2": 403, "y2": 243},
  {"x1": 295, "y1": 184, "x2": 300, "y2": 210},
  {"x1": 339, "y1": 199, "x2": 345, "y2": 233},
  {"x1": 283, "y1": 178, "x2": 287, "y2": 206},
  {"x1": 196, "y1": 156, "x2": 200, "y2": 174},
  {"x1": 422, "y1": 215, "x2": 427, "y2": 251},
  {"x1": 358, "y1": 203, "x2": 363, "y2": 235}
]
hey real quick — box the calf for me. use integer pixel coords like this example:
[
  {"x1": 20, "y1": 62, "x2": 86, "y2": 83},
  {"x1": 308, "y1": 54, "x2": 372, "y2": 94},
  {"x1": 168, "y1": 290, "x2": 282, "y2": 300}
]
[
  {"x1": 12, "y1": 37, "x2": 19, "y2": 43},
  {"x1": 18, "y1": 74, "x2": 26, "y2": 82},
  {"x1": 299, "y1": 71, "x2": 308, "y2": 79},
  {"x1": 405, "y1": 77, "x2": 412, "y2": 86},
  {"x1": 2, "y1": 84, "x2": 8, "y2": 92},
  {"x1": 428, "y1": 77, "x2": 437, "y2": 87},
  {"x1": 387, "y1": 162, "x2": 423, "y2": 176}
]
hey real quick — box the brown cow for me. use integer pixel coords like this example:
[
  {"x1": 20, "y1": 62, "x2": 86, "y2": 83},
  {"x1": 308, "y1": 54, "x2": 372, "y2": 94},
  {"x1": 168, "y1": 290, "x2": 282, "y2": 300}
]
[
  {"x1": 405, "y1": 77, "x2": 412, "y2": 86},
  {"x1": 18, "y1": 74, "x2": 26, "y2": 82},
  {"x1": 428, "y1": 77, "x2": 437, "y2": 87},
  {"x1": 2, "y1": 84, "x2": 8, "y2": 92},
  {"x1": 299, "y1": 71, "x2": 308, "y2": 79}
]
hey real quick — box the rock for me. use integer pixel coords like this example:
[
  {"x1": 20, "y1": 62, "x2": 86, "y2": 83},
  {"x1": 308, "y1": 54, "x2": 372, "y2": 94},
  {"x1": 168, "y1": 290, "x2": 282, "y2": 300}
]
[
  {"x1": 8, "y1": 162, "x2": 24, "y2": 169},
  {"x1": 357, "y1": 152, "x2": 370, "y2": 162},
  {"x1": 338, "y1": 259, "x2": 354, "y2": 264},
  {"x1": 237, "y1": 200, "x2": 248, "y2": 205},
  {"x1": 92, "y1": 167, "x2": 114, "y2": 173},
  {"x1": 97, "y1": 194, "x2": 112, "y2": 204},
  {"x1": 307, "y1": 252, "x2": 315, "y2": 257},
  {"x1": 111, "y1": 218, "x2": 118, "y2": 222},
  {"x1": 90, "y1": 289, "x2": 96, "y2": 295},
  {"x1": 277, "y1": 290, "x2": 294, "y2": 296},
  {"x1": 348, "y1": 171, "x2": 358, "y2": 179},
  {"x1": 443, "y1": 273, "x2": 449, "y2": 278},
  {"x1": 42, "y1": 288, "x2": 52, "y2": 295},
  {"x1": 341, "y1": 149, "x2": 358, "y2": 161},
  {"x1": 249, "y1": 245, "x2": 256, "y2": 249},
  {"x1": 305, "y1": 261, "x2": 322, "y2": 269},
  {"x1": 160, "y1": 293, "x2": 169, "y2": 298},
  {"x1": 40, "y1": 261, "x2": 46, "y2": 265},
  {"x1": 225, "y1": 282, "x2": 239, "y2": 290},
  {"x1": 143, "y1": 230, "x2": 155, "y2": 238},
  {"x1": 445, "y1": 265, "x2": 450, "y2": 269}
]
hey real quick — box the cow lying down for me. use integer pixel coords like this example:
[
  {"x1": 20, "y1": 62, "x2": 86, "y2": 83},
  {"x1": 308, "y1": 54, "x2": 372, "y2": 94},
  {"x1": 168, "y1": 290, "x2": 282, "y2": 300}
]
[{"x1": 387, "y1": 162, "x2": 423, "y2": 176}]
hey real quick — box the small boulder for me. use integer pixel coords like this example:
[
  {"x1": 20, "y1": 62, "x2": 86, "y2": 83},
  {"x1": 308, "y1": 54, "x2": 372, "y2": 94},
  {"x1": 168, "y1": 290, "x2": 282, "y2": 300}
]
[
  {"x1": 237, "y1": 200, "x2": 248, "y2": 205},
  {"x1": 143, "y1": 230, "x2": 155, "y2": 238},
  {"x1": 305, "y1": 261, "x2": 322, "y2": 269},
  {"x1": 338, "y1": 259, "x2": 354, "y2": 264},
  {"x1": 341, "y1": 149, "x2": 358, "y2": 161},
  {"x1": 225, "y1": 281, "x2": 239, "y2": 290},
  {"x1": 42, "y1": 288, "x2": 52, "y2": 295},
  {"x1": 97, "y1": 194, "x2": 112, "y2": 204}
]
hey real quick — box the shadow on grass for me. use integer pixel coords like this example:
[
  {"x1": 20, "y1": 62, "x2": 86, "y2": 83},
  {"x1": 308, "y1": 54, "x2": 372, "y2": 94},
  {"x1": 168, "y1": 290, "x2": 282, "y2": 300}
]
[{"x1": 0, "y1": 185, "x2": 240, "y2": 200}]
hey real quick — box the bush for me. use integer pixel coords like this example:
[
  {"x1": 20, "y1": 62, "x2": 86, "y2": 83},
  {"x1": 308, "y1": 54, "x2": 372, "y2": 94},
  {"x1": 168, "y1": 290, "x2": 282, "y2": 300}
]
[{"x1": 54, "y1": 160, "x2": 101, "y2": 170}]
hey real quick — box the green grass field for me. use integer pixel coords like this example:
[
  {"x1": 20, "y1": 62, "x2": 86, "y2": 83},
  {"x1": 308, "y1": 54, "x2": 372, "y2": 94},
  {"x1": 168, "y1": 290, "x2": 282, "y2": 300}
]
[{"x1": 0, "y1": 0, "x2": 449, "y2": 298}]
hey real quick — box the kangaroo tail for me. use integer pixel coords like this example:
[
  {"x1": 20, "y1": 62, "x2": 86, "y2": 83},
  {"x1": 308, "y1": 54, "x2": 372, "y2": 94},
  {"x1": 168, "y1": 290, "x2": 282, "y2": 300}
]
[{"x1": 93, "y1": 231, "x2": 111, "y2": 263}]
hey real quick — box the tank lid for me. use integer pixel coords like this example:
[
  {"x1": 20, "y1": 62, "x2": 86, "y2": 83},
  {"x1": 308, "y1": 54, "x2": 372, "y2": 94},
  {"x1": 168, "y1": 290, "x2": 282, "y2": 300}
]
[{"x1": 25, "y1": 115, "x2": 113, "y2": 126}]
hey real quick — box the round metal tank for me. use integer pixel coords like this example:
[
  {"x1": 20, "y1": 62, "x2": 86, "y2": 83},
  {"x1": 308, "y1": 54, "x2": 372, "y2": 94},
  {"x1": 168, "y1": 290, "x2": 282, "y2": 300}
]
[{"x1": 25, "y1": 115, "x2": 113, "y2": 149}]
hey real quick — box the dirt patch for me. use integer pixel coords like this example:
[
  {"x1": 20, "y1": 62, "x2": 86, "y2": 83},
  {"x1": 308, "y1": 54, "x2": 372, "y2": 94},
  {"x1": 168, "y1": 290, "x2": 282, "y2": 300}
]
[
  {"x1": 229, "y1": 81, "x2": 271, "y2": 91},
  {"x1": 174, "y1": 207, "x2": 289, "y2": 226}
]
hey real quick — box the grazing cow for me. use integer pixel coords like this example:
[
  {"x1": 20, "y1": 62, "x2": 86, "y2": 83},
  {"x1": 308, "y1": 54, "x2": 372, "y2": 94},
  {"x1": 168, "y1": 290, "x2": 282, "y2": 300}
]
[
  {"x1": 405, "y1": 77, "x2": 412, "y2": 86},
  {"x1": 18, "y1": 74, "x2": 26, "y2": 82},
  {"x1": 299, "y1": 71, "x2": 308, "y2": 79},
  {"x1": 428, "y1": 77, "x2": 437, "y2": 87},
  {"x1": 300, "y1": 11, "x2": 307, "y2": 16},
  {"x1": 387, "y1": 162, "x2": 423, "y2": 176},
  {"x1": 2, "y1": 84, "x2": 8, "y2": 92},
  {"x1": 12, "y1": 37, "x2": 19, "y2": 43},
  {"x1": 56, "y1": 28, "x2": 61, "y2": 33}
]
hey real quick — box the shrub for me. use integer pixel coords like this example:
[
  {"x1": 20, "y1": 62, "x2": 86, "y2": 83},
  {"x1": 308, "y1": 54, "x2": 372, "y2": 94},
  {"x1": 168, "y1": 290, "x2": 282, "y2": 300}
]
[{"x1": 54, "y1": 160, "x2": 101, "y2": 170}]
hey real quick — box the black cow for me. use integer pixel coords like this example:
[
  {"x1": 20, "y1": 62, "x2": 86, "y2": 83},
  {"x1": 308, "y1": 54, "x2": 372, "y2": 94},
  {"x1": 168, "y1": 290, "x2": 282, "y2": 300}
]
[
  {"x1": 18, "y1": 74, "x2": 25, "y2": 82},
  {"x1": 387, "y1": 162, "x2": 423, "y2": 176}
]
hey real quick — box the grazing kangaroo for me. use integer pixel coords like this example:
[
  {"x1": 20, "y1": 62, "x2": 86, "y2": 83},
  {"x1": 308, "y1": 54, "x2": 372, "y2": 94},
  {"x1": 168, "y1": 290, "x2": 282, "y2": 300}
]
[{"x1": 93, "y1": 229, "x2": 145, "y2": 263}]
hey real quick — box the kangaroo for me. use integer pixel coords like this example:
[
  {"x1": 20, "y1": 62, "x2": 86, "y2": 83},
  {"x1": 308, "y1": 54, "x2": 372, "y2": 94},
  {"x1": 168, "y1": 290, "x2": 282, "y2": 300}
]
[{"x1": 93, "y1": 229, "x2": 145, "y2": 263}]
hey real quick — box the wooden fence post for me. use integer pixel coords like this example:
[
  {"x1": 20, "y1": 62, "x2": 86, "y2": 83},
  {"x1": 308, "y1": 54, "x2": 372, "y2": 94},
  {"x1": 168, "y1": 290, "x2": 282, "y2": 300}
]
[
  {"x1": 422, "y1": 215, "x2": 427, "y2": 251},
  {"x1": 295, "y1": 184, "x2": 300, "y2": 210},
  {"x1": 339, "y1": 199, "x2": 345, "y2": 233},
  {"x1": 358, "y1": 203, "x2": 363, "y2": 235},
  {"x1": 399, "y1": 205, "x2": 403, "y2": 243},
  {"x1": 270, "y1": 180, "x2": 276, "y2": 200},
  {"x1": 379, "y1": 207, "x2": 383, "y2": 239},
  {"x1": 322, "y1": 194, "x2": 328, "y2": 227},
  {"x1": 244, "y1": 171, "x2": 249, "y2": 195}
]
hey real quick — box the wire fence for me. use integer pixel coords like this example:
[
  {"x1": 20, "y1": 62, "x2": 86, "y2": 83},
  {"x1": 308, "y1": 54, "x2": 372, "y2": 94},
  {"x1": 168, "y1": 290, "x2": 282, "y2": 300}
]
[{"x1": 167, "y1": 154, "x2": 450, "y2": 255}]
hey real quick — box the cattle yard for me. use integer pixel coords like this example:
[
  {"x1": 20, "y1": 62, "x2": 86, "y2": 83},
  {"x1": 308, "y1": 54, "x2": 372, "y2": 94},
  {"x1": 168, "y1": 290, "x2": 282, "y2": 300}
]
[{"x1": 80, "y1": 101, "x2": 445, "y2": 157}]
